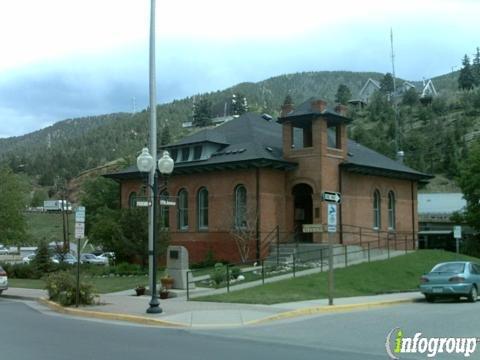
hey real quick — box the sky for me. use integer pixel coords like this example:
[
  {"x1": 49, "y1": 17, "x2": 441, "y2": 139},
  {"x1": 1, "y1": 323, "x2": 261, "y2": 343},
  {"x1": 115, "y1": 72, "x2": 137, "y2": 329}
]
[{"x1": 0, "y1": 0, "x2": 479, "y2": 138}]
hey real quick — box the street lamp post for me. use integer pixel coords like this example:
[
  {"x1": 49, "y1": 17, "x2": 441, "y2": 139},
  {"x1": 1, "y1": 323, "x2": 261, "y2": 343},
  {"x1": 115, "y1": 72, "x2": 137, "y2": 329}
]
[{"x1": 137, "y1": 148, "x2": 174, "y2": 314}]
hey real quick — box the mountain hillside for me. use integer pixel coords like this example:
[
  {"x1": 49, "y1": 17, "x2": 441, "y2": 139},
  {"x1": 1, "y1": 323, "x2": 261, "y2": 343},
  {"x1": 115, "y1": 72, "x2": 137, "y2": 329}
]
[{"x1": 0, "y1": 69, "x2": 468, "y2": 190}]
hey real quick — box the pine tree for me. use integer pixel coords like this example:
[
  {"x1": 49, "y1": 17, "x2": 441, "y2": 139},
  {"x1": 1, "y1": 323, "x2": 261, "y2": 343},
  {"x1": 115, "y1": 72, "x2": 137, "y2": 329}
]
[
  {"x1": 160, "y1": 124, "x2": 171, "y2": 145},
  {"x1": 458, "y1": 54, "x2": 476, "y2": 90},
  {"x1": 473, "y1": 47, "x2": 480, "y2": 86},
  {"x1": 283, "y1": 94, "x2": 293, "y2": 107},
  {"x1": 380, "y1": 73, "x2": 395, "y2": 94},
  {"x1": 335, "y1": 84, "x2": 352, "y2": 105},
  {"x1": 193, "y1": 98, "x2": 212, "y2": 127},
  {"x1": 231, "y1": 93, "x2": 248, "y2": 115}
]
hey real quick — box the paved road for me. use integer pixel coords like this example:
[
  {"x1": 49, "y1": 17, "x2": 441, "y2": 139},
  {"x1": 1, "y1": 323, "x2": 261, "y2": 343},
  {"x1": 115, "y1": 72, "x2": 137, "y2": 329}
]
[
  {"x1": 0, "y1": 299, "x2": 385, "y2": 360},
  {"x1": 203, "y1": 299, "x2": 480, "y2": 359},
  {"x1": 1, "y1": 297, "x2": 479, "y2": 360}
]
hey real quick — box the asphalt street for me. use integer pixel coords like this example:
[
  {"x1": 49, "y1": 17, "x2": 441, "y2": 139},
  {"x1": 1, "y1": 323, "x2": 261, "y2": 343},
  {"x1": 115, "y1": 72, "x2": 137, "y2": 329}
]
[
  {"x1": 0, "y1": 299, "x2": 384, "y2": 360},
  {"x1": 1, "y1": 297, "x2": 479, "y2": 360},
  {"x1": 203, "y1": 299, "x2": 480, "y2": 359}
]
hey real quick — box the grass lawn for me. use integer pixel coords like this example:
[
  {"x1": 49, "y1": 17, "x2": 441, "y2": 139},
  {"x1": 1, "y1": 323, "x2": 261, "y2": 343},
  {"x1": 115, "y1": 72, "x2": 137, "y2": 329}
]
[
  {"x1": 25, "y1": 212, "x2": 75, "y2": 244},
  {"x1": 9, "y1": 274, "x2": 151, "y2": 294},
  {"x1": 194, "y1": 250, "x2": 480, "y2": 304}
]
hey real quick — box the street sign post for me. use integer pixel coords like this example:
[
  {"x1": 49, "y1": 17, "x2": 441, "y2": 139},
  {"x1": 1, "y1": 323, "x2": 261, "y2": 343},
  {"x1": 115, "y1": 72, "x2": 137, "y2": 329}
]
[
  {"x1": 74, "y1": 206, "x2": 86, "y2": 308},
  {"x1": 326, "y1": 203, "x2": 337, "y2": 306},
  {"x1": 327, "y1": 203, "x2": 337, "y2": 233},
  {"x1": 322, "y1": 191, "x2": 341, "y2": 204}
]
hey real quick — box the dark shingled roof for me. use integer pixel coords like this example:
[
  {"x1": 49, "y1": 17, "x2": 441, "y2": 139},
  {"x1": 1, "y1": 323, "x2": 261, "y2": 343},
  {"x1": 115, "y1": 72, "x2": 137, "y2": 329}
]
[
  {"x1": 106, "y1": 112, "x2": 431, "y2": 181},
  {"x1": 168, "y1": 128, "x2": 228, "y2": 146},
  {"x1": 278, "y1": 97, "x2": 352, "y2": 125}
]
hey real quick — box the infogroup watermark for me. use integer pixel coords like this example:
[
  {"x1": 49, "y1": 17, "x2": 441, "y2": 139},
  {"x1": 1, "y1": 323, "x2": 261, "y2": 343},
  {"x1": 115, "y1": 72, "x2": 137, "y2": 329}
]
[{"x1": 385, "y1": 327, "x2": 480, "y2": 359}]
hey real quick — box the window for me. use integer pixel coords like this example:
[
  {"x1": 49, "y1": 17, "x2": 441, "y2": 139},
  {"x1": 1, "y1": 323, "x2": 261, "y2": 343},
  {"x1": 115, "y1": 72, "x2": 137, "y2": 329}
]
[
  {"x1": 160, "y1": 190, "x2": 169, "y2": 229},
  {"x1": 373, "y1": 189, "x2": 381, "y2": 229},
  {"x1": 292, "y1": 124, "x2": 312, "y2": 149},
  {"x1": 388, "y1": 191, "x2": 396, "y2": 230},
  {"x1": 128, "y1": 192, "x2": 137, "y2": 208},
  {"x1": 197, "y1": 187, "x2": 208, "y2": 230},
  {"x1": 193, "y1": 145, "x2": 202, "y2": 160},
  {"x1": 181, "y1": 147, "x2": 190, "y2": 161},
  {"x1": 234, "y1": 185, "x2": 247, "y2": 228},
  {"x1": 327, "y1": 125, "x2": 341, "y2": 149},
  {"x1": 177, "y1": 189, "x2": 188, "y2": 230}
]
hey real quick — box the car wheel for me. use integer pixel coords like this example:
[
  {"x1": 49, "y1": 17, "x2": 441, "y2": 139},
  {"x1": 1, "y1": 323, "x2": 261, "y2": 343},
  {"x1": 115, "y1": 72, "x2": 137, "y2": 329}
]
[
  {"x1": 0, "y1": 290, "x2": 3, "y2": 295},
  {"x1": 468, "y1": 286, "x2": 478, "y2": 303},
  {"x1": 425, "y1": 294, "x2": 435, "y2": 303}
]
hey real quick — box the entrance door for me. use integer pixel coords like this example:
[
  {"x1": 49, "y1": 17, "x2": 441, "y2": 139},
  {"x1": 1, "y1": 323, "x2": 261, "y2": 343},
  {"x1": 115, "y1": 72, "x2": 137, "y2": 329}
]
[{"x1": 292, "y1": 184, "x2": 313, "y2": 242}]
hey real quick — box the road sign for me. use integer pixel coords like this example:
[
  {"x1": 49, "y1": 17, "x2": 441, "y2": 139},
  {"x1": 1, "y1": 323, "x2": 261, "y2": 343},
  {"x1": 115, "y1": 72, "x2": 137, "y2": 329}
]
[
  {"x1": 327, "y1": 203, "x2": 337, "y2": 233},
  {"x1": 75, "y1": 222, "x2": 85, "y2": 239},
  {"x1": 75, "y1": 212, "x2": 85, "y2": 223},
  {"x1": 136, "y1": 200, "x2": 152, "y2": 207},
  {"x1": 453, "y1": 225, "x2": 462, "y2": 239},
  {"x1": 302, "y1": 224, "x2": 323, "y2": 233},
  {"x1": 322, "y1": 191, "x2": 341, "y2": 204}
]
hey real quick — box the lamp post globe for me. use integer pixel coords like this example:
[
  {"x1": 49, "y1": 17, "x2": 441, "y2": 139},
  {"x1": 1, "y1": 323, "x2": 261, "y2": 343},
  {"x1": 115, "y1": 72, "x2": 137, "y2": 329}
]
[
  {"x1": 158, "y1": 150, "x2": 174, "y2": 175},
  {"x1": 137, "y1": 147, "x2": 154, "y2": 173}
]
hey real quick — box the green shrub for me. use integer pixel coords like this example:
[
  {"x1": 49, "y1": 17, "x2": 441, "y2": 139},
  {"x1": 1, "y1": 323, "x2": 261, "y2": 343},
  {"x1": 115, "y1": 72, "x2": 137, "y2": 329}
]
[
  {"x1": 45, "y1": 271, "x2": 96, "y2": 306},
  {"x1": 4, "y1": 263, "x2": 39, "y2": 279},
  {"x1": 230, "y1": 266, "x2": 241, "y2": 279},
  {"x1": 211, "y1": 263, "x2": 226, "y2": 286},
  {"x1": 32, "y1": 240, "x2": 53, "y2": 276}
]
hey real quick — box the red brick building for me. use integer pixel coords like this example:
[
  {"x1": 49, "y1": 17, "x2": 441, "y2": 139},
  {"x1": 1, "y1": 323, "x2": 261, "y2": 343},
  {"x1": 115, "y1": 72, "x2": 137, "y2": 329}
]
[{"x1": 107, "y1": 98, "x2": 431, "y2": 263}]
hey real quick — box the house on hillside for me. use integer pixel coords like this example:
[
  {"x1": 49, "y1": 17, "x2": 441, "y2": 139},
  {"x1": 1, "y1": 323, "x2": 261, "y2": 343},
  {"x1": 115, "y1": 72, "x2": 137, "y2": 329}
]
[
  {"x1": 351, "y1": 78, "x2": 438, "y2": 106},
  {"x1": 421, "y1": 79, "x2": 437, "y2": 98},
  {"x1": 357, "y1": 78, "x2": 381, "y2": 104},
  {"x1": 107, "y1": 98, "x2": 432, "y2": 263}
]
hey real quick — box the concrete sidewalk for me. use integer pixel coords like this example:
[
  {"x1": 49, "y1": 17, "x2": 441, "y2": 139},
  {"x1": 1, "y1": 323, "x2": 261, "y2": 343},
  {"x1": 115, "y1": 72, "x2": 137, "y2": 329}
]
[{"x1": 2, "y1": 287, "x2": 423, "y2": 328}]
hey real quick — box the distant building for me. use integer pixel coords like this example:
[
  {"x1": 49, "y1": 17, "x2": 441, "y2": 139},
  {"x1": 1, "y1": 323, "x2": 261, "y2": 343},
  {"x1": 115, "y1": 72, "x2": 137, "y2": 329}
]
[
  {"x1": 418, "y1": 193, "x2": 473, "y2": 251},
  {"x1": 420, "y1": 79, "x2": 437, "y2": 98},
  {"x1": 352, "y1": 77, "x2": 438, "y2": 106}
]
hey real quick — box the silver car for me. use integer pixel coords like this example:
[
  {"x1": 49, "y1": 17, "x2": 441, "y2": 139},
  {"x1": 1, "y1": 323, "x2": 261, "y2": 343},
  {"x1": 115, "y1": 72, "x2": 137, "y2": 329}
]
[
  {"x1": 0, "y1": 266, "x2": 8, "y2": 294},
  {"x1": 420, "y1": 261, "x2": 480, "y2": 302}
]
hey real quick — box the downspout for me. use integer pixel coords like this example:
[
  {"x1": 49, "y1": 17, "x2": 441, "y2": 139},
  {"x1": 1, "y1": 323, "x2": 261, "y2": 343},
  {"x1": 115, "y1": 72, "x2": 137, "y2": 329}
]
[
  {"x1": 256, "y1": 168, "x2": 260, "y2": 260},
  {"x1": 411, "y1": 180, "x2": 415, "y2": 248},
  {"x1": 338, "y1": 166, "x2": 343, "y2": 244}
]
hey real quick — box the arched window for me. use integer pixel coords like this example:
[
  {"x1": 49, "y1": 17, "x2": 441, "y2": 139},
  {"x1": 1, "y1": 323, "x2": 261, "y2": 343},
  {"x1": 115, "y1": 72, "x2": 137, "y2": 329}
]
[
  {"x1": 128, "y1": 192, "x2": 137, "y2": 209},
  {"x1": 177, "y1": 189, "x2": 188, "y2": 230},
  {"x1": 388, "y1": 191, "x2": 396, "y2": 230},
  {"x1": 160, "y1": 190, "x2": 169, "y2": 229},
  {"x1": 197, "y1": 187, "x2": 209, "y2": 230},
  {"x1": 373, "y1": 189, "x2": 381, "y2": 230},
  {"x1": 234, "y1": 185, "x2": 247, "y2": 228}
]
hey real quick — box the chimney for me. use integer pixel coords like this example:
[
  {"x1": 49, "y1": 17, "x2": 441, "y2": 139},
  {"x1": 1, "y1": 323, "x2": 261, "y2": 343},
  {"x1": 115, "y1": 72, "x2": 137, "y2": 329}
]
[
  {"x1": 281, "y1": 103, "x2": 294, "y2": 117},
  {"x1": 311, "y1": 99, "x2": 327, "y2": 112},
  {"x1": 334, "y1": 104, "x2": 348, "y2": 116}
]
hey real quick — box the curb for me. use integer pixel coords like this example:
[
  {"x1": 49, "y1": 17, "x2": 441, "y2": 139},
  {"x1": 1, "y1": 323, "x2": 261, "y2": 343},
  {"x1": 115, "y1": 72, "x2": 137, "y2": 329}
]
[
  {"x1": 245, "y1": 298, "x2": 417, "y2": 325},
  {"x1": 2, "y1": 294, "x2": 40, "y2": 301},
  {"x1": 37, "y1": 298, "x2": 188, "y2": 328},
  {"x1": 35, "y1": 296, "x2": 418, "y2": 328}
]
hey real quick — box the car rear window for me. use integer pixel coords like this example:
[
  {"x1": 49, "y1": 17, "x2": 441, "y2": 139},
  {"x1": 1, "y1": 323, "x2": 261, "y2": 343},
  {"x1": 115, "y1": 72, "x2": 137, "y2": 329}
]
[
  {"x1": 431, "y1": 263, "x2": 465, "y2": 273},
  {"x1": 0, "y1": 266, "x2": 4, "y2": 272}
]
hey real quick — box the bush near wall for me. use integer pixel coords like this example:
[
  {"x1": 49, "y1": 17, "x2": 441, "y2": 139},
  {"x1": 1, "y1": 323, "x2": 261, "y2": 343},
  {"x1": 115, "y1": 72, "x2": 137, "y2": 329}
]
[{"x1": 45, "y1": 271, "x2": 97, "y2": 306}]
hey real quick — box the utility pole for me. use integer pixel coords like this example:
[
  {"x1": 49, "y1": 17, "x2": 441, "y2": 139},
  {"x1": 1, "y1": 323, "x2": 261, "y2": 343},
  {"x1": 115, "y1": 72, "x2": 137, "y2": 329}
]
[{"x1": 391, "y1": 28, "x2": 400, "y2": 158}]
